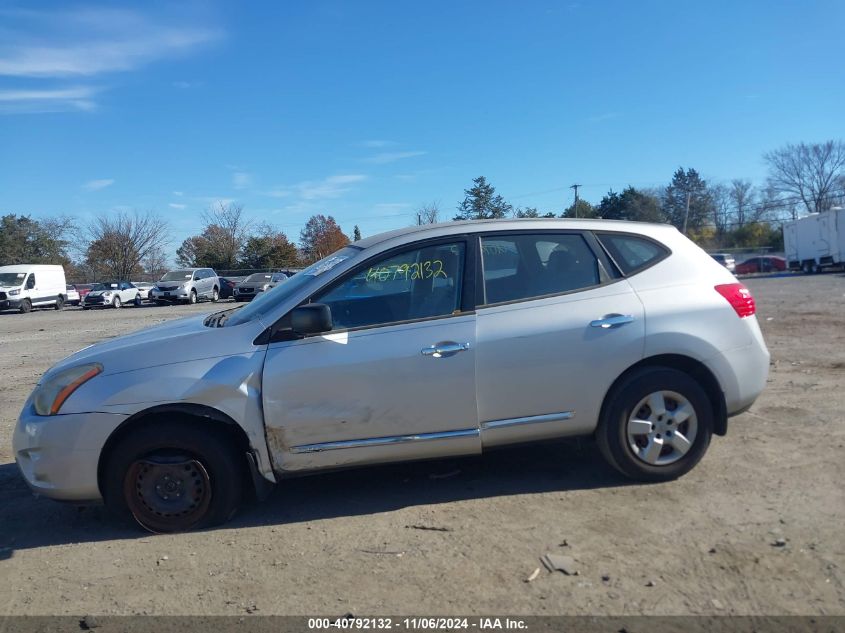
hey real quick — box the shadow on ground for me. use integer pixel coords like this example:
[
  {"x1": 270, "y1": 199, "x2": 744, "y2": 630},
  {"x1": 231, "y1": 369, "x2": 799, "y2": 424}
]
[{"x1": 0, "y1": 438, "x2": 630, "y2": 557}]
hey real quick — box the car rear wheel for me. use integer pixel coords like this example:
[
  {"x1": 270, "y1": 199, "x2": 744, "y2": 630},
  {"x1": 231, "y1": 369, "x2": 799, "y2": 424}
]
[
  {"x1": 596, "y1": 367, "x2": 713, "y2": 481},
  {"x1": 134, "y1": 294, "x2": 142, "y2": 307},
  {"x1": 113, "y1": 296, "x2": 122, "y2": 309},
  {"x1": 102, "y1": 421, "x2": 244, "y2": 533},
  {"x1": 54, "y1": 296, "x2": 64, "y2": 310}
]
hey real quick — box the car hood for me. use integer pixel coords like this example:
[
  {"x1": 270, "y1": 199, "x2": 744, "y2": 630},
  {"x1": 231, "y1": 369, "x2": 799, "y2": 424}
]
[{"x1": 46, "y1": 313, "x2": 264, "y2": 379}]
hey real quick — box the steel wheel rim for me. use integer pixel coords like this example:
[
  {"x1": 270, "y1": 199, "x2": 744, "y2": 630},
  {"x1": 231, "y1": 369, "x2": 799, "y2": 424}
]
[
  {"x1": 626, "y1": 390, "x2": 698, "y2": 466},
  {"x1": 124, "y1": 454, "x2": 212, "y2": 533}
]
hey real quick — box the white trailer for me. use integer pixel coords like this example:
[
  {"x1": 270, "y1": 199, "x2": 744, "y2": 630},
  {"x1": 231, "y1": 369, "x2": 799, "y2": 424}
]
[{"x1": 783, "y1": 208, "x2": 845, "y2": 273}]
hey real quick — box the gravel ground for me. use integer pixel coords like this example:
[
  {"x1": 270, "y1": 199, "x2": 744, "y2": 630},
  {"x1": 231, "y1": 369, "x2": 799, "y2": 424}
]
[{"x1": 0, "y1": 276, "x2": 843, "y2": 616}]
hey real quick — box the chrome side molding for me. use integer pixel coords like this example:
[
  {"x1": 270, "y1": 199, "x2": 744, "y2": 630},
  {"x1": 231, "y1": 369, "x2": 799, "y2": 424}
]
[
  {"x1": 481, "y1": 410, "x2": 574, "y2": 431},
  {"x1": 291, "y1": 428, "x2": 479, "y2": 454}
]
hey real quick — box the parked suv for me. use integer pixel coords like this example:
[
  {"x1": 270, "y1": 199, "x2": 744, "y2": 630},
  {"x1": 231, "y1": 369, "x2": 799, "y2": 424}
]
[
  {"x1": 13, "y1": 219, "x2": 769, "y2": 533},
  {"x1": 150, "y1": 268, "x2": 219, "y2": 304}
]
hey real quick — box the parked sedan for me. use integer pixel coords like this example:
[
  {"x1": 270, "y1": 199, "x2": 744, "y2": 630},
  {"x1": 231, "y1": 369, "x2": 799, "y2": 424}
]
[
  {"x1": 65, "y1": 284, "x2": 81, "y2": 306},
  {"x1": 74, "y1": 284, "x2": 94, "y2": 302},
  {"x1": 82, "y1": 281, "x2": 142, "y2": 309},
  {"x1": 233, "y1": 273, "x2": 277, "y2": 301},
  {"x1": 13, "y1": 219, "x2": 770, "y2": 533},
  {"x1": 735, "y1": 256, "x2": 787, "y2": 275},
  {"x1": 132, "y1": 282, "x2": 155, "y2": 300},
  {"x1": 219, "y1": 276, "x2": 244, "y2": 300}
]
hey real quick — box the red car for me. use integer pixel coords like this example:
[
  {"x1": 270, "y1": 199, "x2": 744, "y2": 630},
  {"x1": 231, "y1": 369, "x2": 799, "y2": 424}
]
[
  {"x1": 73, "y1": 283, "x2": 95, "y2": 301},
  {"x1": 735, "y1": 256, "x2": 787, "y2": 275}
]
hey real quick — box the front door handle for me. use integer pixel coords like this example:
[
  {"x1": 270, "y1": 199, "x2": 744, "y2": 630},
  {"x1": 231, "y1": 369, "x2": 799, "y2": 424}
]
[
  {"x1": 421, "y1": 341, "x2": 471, "y2": 358},
  {"x1": 590, "y1": 314, "x2": 635, "y2": 329}
]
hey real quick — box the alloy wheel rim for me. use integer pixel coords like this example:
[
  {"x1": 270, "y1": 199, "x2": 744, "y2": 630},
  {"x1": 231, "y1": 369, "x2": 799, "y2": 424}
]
[
  {"x1": 626, "y1": 390, "x2": 698, "y2": 466},
  {"x1": 124, "y1": 455, "x2": 212, "y2": 533}
]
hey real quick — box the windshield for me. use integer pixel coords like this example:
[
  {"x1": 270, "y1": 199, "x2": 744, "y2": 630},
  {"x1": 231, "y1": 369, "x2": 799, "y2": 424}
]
[
  {"x1": 245, "y1": 273, "x2": 273, "y2": 282},
  {"x1": 92, "y1": 282, "x2": 119, "y2": 291},
  {"x1": 224, "y1": 247, "x2": 360, "y2": 327},
  {"x1": 0, "y1": 272, "x2": 26, "y2": 286},
  {"x1": 160, "y1": 270, "x2": 193, "y2": 281}
]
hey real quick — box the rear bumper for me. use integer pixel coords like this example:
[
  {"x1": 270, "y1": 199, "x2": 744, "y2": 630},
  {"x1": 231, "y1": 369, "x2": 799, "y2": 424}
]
[
  {"x1": 13, "y1": 402, "x2": 129, "y2": 502},
  {"x1": 705, "y1": 321, "x2": 770, "y2": 415}
]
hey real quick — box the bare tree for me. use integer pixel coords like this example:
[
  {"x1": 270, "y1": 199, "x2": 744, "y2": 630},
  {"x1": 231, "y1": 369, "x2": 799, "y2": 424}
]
[
  {"x1": 86, "y1": 210, "x2": 169, "y2": 280},
  {"x1": 202, "y1": 201, "x2": 252, "y2": 269},
  {"x1": 728, "y1": 179, "x2": 756, "y2": 227},
  {"x1": 142, "y1": 245, "x2": 169, "y2": 280},
  {"x1": 764, "y1": 140, "x2": 845, "y2": 214},
  {"x1": 709, "y1": 184, "x2": 731, "y2": 237},
  {"x1": 416, "y1": 202, "x2": 440, "y2": 225}
]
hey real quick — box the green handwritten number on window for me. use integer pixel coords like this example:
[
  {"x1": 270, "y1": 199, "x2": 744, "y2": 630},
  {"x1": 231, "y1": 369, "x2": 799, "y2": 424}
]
[{"x1": 364, "y1": 260, "x2": 448, "y2": 284}]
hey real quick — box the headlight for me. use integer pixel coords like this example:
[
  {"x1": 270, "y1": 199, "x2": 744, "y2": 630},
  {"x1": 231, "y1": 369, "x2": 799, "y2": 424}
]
[
  {"x1": 9, "y1": 289, "x2": 20, "y2": 296},
  {"x1": 33, "y1": 363, "x2": 103, "y2": 416},
  {"x1": 261, "y1": 284, "x2": 269, "y2": 290}
]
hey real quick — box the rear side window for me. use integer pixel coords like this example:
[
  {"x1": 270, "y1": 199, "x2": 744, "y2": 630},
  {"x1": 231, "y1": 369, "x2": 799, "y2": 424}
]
[
  {"x1": 481, "y1": 233, "x2": 600, "y2": 305},
  {"x1": 596, "y1": 233, "x2": 667, "y2": 275}
]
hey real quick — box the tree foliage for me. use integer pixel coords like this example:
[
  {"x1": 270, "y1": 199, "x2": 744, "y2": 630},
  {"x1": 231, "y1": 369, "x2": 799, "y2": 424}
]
[
  {"x1": 596, "y1": 187, "x2": 664, "y2": 222},
  {"x1": 454, "y1": 177, "x2": 512, "y2": 220},
  {"x1": 299, "y1": 214, "x2": 349, "y2": 263},
  {"x1": 353, "y1": 225, "x2": 362, "y2": 241},
  {"x1": 0, "y1": 214, "x2": 74, "y2": 266},
  {"x1": 662, "y1": 167, "x2": 713, "y2": 232},
  {"x1": 240, "y1": 224, "x2": 299, "y2": 269},
  {"x1": 561, "y1": 199, "x2": 598, "y2": 219}
]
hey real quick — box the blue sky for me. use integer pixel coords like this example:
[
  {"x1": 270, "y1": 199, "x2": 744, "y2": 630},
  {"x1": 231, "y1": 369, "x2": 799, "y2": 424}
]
[{"x1": 1, "y1": 1, "x2": 843, "y2": 260}]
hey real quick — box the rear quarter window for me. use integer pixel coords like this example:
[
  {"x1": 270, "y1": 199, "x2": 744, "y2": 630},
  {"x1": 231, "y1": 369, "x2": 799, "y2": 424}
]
[{"x1": 596, "y1": 233, "x2": 668, "y2": 275}]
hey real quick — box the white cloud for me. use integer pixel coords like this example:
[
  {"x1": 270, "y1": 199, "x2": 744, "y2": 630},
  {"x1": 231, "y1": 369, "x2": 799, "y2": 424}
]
[
  {"x1": 0, "y1": 9, "x2": 223, "y2": 78},
  {"x1": 232, "y1": 171, "x2": 253, "y2": 190},
  {"x1": 0, "y1": 85, "x2": 99, "y2": 113},
  {"x1": 360, "y1": 140, "x2": 395, "y2": 148},
  {"x1": 364, "y1": 150, "x2": 426, "y2": 164},
  {"x1": 172, "y1": 80, "x2": 202, "y2": 89},
  {"x1": 83, "y1": 178, "x2": 114, "y2": 191},
  {"x1": 172, "y1": 191, "x2": 184, "y2": 196},
  {"x1": 586, "y1": 112, "x2": 619, "y2": 123},
  {"x1": 265, "y1": 174, "x2": 367, "y2": 201},
  {"x1": 169, "y1": 203, "x2": 186, "y2": 209}
]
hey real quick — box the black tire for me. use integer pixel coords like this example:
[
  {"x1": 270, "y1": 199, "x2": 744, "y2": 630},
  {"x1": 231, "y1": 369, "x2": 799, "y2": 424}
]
[
  {"x1": 189, "y1": 289, "x2": 197, "y2": 305},
  {"x1": 596, "y1": 367, "x2": 713, "y2": 482},
  {"x1": 134, "y1": 294, "x2": 142, "y2": 307},
  {"x1": 54, "y1": 296, "x2": 64, "y2": 310},
  {"x1": 113, "y1": 296, "x2": 122, "y2": 309},
  {"x1": 19, "y1": 299, "x2": 32, "y2": 314},
  {"x1": 211, "y1": 287, "x2": 219, "y2": 302},
  {"x1": 102, "y1": 420, "x2": 244, "y2": 533}
]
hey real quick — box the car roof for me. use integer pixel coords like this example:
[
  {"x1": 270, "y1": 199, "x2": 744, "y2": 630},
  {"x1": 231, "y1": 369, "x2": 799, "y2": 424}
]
[{"x1": 352, "y1": 218, "x2": 678, "y2": 250}]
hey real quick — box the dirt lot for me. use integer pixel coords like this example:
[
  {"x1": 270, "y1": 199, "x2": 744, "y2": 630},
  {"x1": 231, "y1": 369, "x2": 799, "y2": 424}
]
[{"x1": 1, "y1": 277, "x2": 843, "y2": 616}]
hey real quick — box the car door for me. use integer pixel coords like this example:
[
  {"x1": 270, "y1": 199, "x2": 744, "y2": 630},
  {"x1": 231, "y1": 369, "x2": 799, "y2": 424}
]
[
  {"x1": 119, "y1": 282, "x2": 133, "y2": 303},
  {"x1": 261, "y1": 238, "x2": 480, "y2": 473},
  {"x1": 475, "y1": 231, "x2": 646, "y2": 447}
]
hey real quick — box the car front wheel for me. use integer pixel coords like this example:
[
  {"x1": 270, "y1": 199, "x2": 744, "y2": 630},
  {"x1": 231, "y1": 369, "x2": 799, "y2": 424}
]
[
  {"x1": 189, "y1": 289, "x2": 197, "y2": 304},
  {"x1": 102, "y1": 421, "x2": 244, "y2": 533},
  {"x1": 113, "y1": 296, "x2": 122, "y2": 309},
  {"x1": 596, "y1": 367, "x2": 713, "y2": 481}
]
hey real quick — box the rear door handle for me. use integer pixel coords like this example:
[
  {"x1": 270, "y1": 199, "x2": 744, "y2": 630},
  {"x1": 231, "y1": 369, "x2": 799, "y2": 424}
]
[
  {"x1": 590, "y1": 314, "x2": 635, "y2": 329},
  {"x1": 421, "y1": 341, "x2": 471, "y2": 358}
]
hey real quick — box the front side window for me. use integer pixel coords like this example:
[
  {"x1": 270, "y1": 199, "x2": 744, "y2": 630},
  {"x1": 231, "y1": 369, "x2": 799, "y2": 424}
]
[
  {"x1": 481, "y1": 233, "x2": 599, "y2": 304},
  {"x1": 26, "y1": 274, "x2": 36, "y2": 289},
  {"x1": 314, "y1": 241, "x2": 465, "y2": 331}
]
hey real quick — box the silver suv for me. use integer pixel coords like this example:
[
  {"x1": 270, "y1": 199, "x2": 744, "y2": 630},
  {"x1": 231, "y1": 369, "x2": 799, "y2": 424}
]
[
  {"x1": 150, "y1": 268, "x2": 220, "y2": 304},
  {"x1": 14, "y1": 219, "x2": 769, "y2": 532}
]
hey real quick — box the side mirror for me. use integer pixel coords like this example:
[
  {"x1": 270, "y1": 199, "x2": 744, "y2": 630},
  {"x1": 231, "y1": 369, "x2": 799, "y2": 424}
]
[{"x1": 291, "y1": 303, "x2": 332, "y2": 335}]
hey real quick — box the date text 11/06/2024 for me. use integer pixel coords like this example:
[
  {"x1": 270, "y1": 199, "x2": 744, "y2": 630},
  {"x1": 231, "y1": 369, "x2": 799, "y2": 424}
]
[{"x1": 308, "y1": 617, "x2": 528, "y2": 630}]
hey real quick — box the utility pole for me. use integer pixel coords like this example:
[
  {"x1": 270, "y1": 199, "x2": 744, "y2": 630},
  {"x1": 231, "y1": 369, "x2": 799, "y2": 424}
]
[
  {"x1": 682, "y1": 191, "x2": 691, "y2": 235},
  {"x1": 570, "y1": 184, "x2": 581, "y2": 218}
]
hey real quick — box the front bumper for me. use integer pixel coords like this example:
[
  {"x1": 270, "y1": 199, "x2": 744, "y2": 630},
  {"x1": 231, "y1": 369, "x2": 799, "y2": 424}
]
[
  {"x1": 13, "y1": 402, "x2": 129, "y2": 502},
  {"x1": 0, "y1": 298, "x2": 21, "y2": 310},
  {"x1": 151, "y1": 289, "x2": 189, "y2": 301}
]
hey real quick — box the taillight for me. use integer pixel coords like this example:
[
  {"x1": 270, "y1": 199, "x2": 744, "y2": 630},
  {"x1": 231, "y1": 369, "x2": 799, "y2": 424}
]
[{"x1": 714, "y1": 283, "x2": 755, "y2": 318}]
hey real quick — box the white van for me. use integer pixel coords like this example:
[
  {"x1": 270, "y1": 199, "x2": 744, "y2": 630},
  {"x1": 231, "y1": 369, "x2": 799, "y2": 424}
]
[{"x1": 0, "y1": 264, "x2": 68, "y2": 313}]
